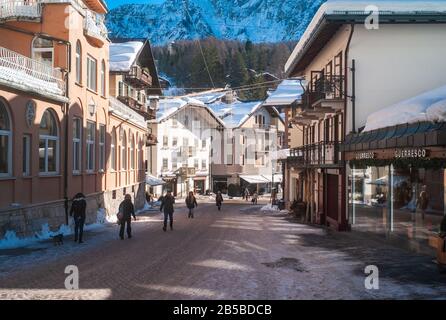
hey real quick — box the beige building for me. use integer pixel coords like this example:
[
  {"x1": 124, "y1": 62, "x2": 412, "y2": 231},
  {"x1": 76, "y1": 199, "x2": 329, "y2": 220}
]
[{"x1": 284, "y1": 1, "x2": 446, "y2": 231}]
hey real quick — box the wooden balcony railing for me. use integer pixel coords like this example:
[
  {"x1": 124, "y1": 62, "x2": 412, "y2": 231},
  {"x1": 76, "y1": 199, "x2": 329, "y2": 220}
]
[
  {"x1": 289, "y1": 141, "x2": 341, "y2": 166},
  {"x1": 314, "y1": 75, "x2": 345, "y2": 102},
  {"x1": 126, "y1": 65, "x2": 152, "y2": 88}
]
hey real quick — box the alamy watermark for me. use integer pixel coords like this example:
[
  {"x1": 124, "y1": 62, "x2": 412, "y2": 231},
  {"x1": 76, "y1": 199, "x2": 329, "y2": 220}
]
[
  {"x1": 364, "y1": 265, "x2": 379, "y2": 290},
  {"x1": 64, "y1": 265, "x2": 79, "y2": 290}
]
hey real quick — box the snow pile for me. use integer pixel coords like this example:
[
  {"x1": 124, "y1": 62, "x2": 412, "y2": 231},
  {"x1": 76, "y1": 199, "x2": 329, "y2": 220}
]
[
  {"x1": 0, "y1": 209, "x2": 112, "y2": 250},
  {"x1": 363, "y1": 85, "x2": 446, "y2": 132},
  {"x1": 264, "y1": 79, "x2": 303, "y2": 106},
  {"x1": 261, "y1": 204, "x2": 278, "y2": 212},
  {"x1": 208, "y1": 100, "x2": 263, "y2": 128},
  {"x1": 109, "y1": 41, "x2": 144, "y2": 72}
]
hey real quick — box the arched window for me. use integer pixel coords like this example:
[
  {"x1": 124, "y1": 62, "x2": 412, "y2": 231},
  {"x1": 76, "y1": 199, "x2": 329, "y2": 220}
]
[
  {"x1": 75, "y1": 41, "x2": 82, "y2": 84},
  {"x1": 100, "y1": 60, "x2": 106, "y2": 96},
  {"x1": 121, "y1": 131, "x2": 127, "y2": 170},
  {"x1": 39, "y1": 109, "x2": 59, "y2": 174},
  {"x1": 130, "y1": 134, "x2": 135, "y2": 170},
  {"x1": 111, "y1": 128, "x2": 116, "y2": 170},
  {"x1": 0, "y1": 100, "x2": 11, "y2": 176},
  {"x1": 32, "y1": 37, "x2": 54, "y2": 67}
]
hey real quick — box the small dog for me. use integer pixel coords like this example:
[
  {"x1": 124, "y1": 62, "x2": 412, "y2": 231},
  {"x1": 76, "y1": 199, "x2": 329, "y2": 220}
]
[{"x1": 51, "y1": 233, "x2": 64, "y2": 246}]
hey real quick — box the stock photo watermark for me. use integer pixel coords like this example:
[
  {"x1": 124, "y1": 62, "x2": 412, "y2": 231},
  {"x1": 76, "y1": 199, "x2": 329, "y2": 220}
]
[{"x1": 364, "y1": 265, "x2": 379, "y2": 290}]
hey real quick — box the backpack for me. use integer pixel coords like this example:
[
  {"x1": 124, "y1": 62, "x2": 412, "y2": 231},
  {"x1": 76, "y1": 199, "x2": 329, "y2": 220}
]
[{"x1": 117, "y1": 203, "x2": 124, "y2": 223}]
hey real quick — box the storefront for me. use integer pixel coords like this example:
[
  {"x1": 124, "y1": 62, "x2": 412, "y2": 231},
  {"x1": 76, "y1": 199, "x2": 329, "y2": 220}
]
[{"x1": 344, "y1": 121, "x2": 446, "y2": 253}]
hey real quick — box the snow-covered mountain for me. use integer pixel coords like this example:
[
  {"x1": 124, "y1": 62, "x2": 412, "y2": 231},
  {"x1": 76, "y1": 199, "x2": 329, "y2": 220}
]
[{"x1": 106, "y1": 0, "x2": 325, "y2": 45}]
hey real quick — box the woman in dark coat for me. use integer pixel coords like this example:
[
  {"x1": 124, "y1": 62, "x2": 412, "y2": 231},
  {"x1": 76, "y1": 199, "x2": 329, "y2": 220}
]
[
  {"x1": 216, "y1": 191, "x2": 223, "y2": 211},
  {"x1": 185, "y1": 191, "x2": 198, "y2": 218},
  {"x1": 70, "y1": 193, "x2": 86, "y2": 243},
  {"x1": 118, "y1": 194, "x2": 136, "y2": 240},
  {"x1": 160, "y1": 191, "x2": 176, "y2": 231}
]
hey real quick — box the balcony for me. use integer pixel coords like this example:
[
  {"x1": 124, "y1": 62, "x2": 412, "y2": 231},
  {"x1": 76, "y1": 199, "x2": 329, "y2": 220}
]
[
  {"x1": 83, "y1": 9, "x2": 108, "y2": 47},
  {"x1": 288, "y1": 141, "x2": 341, "y2": 167},
  {"x1": 0, "y1": 0, "x2": 42, "y2": 22},
  {"x1": 0, "y1": 46, "x2": 66, "y2": 101},
  {"x1": 125, "y1": 65, "x2": 152, "y2": 88},
  {"x1": 117, "y1": 94, "x2": 143, "y2": 109},
  {"x1": 313, "y1": 75, "x2": 345, "y2": 110},
  {"x1": 109, "y1": 96, "x2": 147, "y2": 129},
  {"x1": 146, "y1": 133, "x2": 157, "y2": 146}
]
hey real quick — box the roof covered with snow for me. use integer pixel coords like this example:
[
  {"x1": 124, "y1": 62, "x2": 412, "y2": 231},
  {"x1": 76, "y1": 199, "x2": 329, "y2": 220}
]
[
  {"x1": 285, "y1": 0, "x2": 446, "y2": 75},
  {"x1": 363, "y1": 85, "x2": 446, "y2": 132},
  {"x1": 188, "y1": 90, "x2": 227, "y2": 104},
  {"x1": 263, "y1": 79, "x2": 303, "y2": 106},
  {"x1": 208, "y1": 100, "x2": 263, "y2": 129},
  {"x1": 156, "y1": 97, "x2": 225, "y2": 126},
  {"x1": 109, "y1": 41, "x2": 144, "y2": 72}
]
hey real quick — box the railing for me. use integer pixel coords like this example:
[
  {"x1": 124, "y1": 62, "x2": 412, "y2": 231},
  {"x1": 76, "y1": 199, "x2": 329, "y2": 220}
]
[
  {"x1": 109, "y1": 96, "x2": 147, "y2": 128},
  {"x1": 300, "y1": 90, "x2": 318, "y2": 109},
  {"x1": 289, "y1": 141, "x2": 340, "y2": 166},
  {"x1": 83, "y1": 9, "x2": 107, "y2": 41},
  {"x1": 0, "y1": 0, "x2": 42, "y2": 21},
  {"x1": 314, "y1": 75, "x2": 345, "y2": 102},
  {"x1": 0, "y1": 46, "x2": 65, "y2": 95},
  {"x1": 126, "y1": 65, "x2": 152, "y2": 88}
]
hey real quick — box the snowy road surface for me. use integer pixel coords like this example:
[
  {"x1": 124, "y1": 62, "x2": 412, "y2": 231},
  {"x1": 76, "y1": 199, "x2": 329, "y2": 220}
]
[{"x1": 0, "y1": 201, "x2": 445, "y2": 300}]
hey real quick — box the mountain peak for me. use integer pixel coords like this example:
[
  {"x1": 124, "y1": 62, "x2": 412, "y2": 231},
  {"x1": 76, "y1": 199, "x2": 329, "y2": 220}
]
[{"x1": 106, "y1": 0, "x2": 325, "y2": 45}]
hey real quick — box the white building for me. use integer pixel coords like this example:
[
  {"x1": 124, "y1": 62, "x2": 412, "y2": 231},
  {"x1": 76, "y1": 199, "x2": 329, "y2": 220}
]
[
  {"x1": 192, "y1": 90, "x2": 286, "y2": 195},
  {"x1": 148, "y1": 97, "x2": 225, "y2": 197}
]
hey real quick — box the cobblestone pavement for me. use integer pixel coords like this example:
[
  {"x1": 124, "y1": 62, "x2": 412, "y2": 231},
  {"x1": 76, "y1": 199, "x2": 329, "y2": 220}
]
[{"x1": 0, "y1": 201, "x2": 445, "y2": 300}]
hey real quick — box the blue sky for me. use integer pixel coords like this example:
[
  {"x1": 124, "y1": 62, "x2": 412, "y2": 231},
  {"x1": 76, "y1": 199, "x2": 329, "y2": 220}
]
[{"x1": 107, "y1": 0, "x2": 164, "y2": 9}]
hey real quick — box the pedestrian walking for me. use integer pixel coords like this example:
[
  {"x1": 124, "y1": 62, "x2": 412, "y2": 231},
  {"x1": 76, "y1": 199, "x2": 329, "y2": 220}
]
[
  {"x1": 160, "y1": 191, "x2": 175, "y2": 231},
  {"x1": 244, "y1": 188, "x2": 250, "y2": 201},
  {"x1": 70, "y1": 193, "x2": 86, "y2": 244},
  {"x1": 216, "y1": 191, "x2": 223, "y2": 211},
  {"x1": 118, "y1": 194, "x2": 136, "y2": 240},
  {"x1": 185, "y1": 191, "x2": 198, "y2": 218}
]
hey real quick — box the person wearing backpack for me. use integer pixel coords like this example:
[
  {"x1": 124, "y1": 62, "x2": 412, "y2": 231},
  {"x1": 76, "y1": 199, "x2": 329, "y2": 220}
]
[
  {"x1": 118, "y1": 194, "x2": 136, "y2": 240},
  {"x1": 185, "y1": 191, "x2": 198, "y2": 218}
]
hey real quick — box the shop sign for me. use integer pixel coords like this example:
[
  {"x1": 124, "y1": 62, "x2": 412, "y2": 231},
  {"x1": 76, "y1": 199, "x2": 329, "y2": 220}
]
[
  {"x1": 355, "y1": 151, "x2": 375, "y2": 160},
  {"x1": 394, "y1": 148, "x2": 429, "y2": 159}
]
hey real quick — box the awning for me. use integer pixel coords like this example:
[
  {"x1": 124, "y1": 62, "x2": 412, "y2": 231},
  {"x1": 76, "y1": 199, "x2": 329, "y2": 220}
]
[
  {"x1": 261, "y1": 173, "x2": 283, "y2": 183},
  {"x1": 146, "y1": 175, "x2": 166, "y2": 186},
  {"x1": 239, "y1": 175, "x2": 270, "y2": 184}
]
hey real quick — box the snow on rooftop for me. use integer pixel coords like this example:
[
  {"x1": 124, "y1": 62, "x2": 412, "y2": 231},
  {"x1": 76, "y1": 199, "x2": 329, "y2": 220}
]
[
  {"x1": 363, "y1": 85, "x2": 446, "y2": 132},
  {"x1": 264, "y1": 79, "x2": 303, "y2": 106},
  {"x1": 190, "y1": 91, "x2": 226, "y2": 104},
  {"x1": 285, "y1": 0, "x2": 446, "y2": 74},
  {"x1": 109, "y1": 41, "x2": 144, "y2": 72},
  {"x1": 208, "y1": 100, "x2": 263, "y2": 128}
]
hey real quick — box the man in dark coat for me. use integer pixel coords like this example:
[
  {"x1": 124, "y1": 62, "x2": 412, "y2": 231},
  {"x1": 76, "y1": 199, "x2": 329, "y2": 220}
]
[
  {"x1": 160, "y1": 191, "x2": 175, "y2": 231},
  {"x1": 216, "y1": 191, "x2": 223, "y2": 211},
  {"x1": 118, "y1": 194, "x2": 136, "y2": 240},
  {"x1": 70, "y1": 193, "x2": 86, "y2": 243}
]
